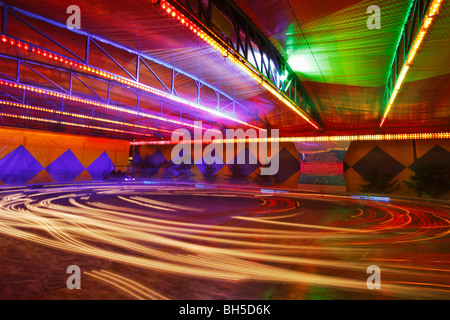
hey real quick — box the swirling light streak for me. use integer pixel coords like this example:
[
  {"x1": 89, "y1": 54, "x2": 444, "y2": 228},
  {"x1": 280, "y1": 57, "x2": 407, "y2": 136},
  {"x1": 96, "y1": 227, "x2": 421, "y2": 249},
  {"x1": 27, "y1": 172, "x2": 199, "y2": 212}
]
[
  {"x1": 0, "y1": 184, "x2": 449, "y2": 299},
  {"x1": 85, "y1": 270, "x2": 169, "y2": 300}
]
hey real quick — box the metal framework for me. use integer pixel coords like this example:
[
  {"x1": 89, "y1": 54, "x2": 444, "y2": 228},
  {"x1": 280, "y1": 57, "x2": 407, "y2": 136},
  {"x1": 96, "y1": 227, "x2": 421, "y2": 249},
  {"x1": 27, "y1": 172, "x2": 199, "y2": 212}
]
[
  {"x1": 381, "y1": 0, "x2": 433, "y2": 124},
  {"x1": 0, "y1": 1, "x2": 266, "y2": 139},
  {"x1": 164, "y1": 0, "x2": 323, "y2": 127}
]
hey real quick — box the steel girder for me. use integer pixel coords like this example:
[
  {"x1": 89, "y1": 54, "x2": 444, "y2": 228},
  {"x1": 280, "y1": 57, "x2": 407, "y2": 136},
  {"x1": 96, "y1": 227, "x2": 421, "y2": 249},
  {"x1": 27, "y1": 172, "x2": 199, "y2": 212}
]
[
  {"x1": 381, "y1": 0, "x2": 433, "y2": 124},
  {"x1": 0, "y1": 1, "x2": 266, "y2": 138},
  {"x1": 165, "y1": 0, "x2": 323, "y2": 127}
]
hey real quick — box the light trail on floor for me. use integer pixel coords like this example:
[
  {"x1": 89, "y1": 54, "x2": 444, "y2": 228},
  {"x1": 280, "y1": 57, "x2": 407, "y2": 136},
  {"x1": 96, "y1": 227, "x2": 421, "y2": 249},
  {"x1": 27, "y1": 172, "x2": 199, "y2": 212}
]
[
  {"x1": 0, "y1": 183, "x2": 449, "y2": 299},
  {"x1": 85, "y1": 270, "x2": 169, "y2": 300}
]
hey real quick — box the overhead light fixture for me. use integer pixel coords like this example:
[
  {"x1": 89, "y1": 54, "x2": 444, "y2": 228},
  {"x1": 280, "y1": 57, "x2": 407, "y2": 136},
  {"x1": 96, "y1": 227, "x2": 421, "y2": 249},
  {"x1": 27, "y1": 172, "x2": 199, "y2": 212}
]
[
  {"x1": 380, "y1": 0, "x2": 444, "y2": 128},
  {"x1": 287, "y1": 55, "x2": 315, "y2": 73}
]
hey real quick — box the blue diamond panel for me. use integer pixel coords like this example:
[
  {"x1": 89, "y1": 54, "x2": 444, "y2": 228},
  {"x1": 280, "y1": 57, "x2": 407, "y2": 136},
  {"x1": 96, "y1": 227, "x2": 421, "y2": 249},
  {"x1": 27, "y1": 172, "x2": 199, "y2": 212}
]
[
  {"x1": 196, "y1": 153, "x2": 226, "y2": 177},
  {"x1": 169, "y1": 149, "x2": 186, "y2": 169},
  {"x1": 46, "y1": 149, "x2": 85, "y2": 182},
  {"x1": 133, "y1": 151, "x2": 142, "y2": 166},
  {"x1": 87, "y1": 151, "x2": 115, "y2": 180},
  {"x1": 0, "y1": 145, "x2": 43, "y2": 184},
  {"x1": 228, "y1": 148, "x2": 261, "y2": 176},
  {"x1": 352, "y1": 146, "x2": 405, "y2": 178},
  {"x1": 275, "y1": 148, "x2": 300, "y2": 184},
  {"x1": 148, "y1": 149, "x2": 166, "y2": 167}
]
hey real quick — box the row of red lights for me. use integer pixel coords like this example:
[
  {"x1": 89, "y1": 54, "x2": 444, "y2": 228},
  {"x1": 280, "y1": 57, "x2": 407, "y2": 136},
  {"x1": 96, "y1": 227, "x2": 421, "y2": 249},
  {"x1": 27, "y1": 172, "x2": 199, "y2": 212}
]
[
  {"x1": 160, "y1": 2, "x2": 227, "y2": 53},
  {"x1": 0, "y1": 33, "x2": 255, "y2": 131},
  {"x1": 0, "y1": 111, "x2": 154, "y2": 137},
  {"x1": 1, "y1": 34, "x2": 114, "y2": 80},
  {"x1": 131, "y1": 132, "x2": 450, "y2": 145},
  {"x1": 0, "y1": 99, "x2": 184, "y2": 135},
  {"x1": 158, "y1": 1, "x2": 320, "y2": 130},
  {"x1": 0, "y1": 79, "x2": 208, "y2": 132}
]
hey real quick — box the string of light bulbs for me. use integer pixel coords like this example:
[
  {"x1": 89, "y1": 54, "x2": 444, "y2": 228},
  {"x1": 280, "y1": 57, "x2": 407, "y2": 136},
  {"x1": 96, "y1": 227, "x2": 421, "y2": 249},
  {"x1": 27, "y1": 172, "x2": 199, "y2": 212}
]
[
  {"x1": 158, "y1": 0, "x2": 320, "y2": 130},
  {"x1": 0, "y1": 33, "x2": 262, "y2": 130},
  {"x1": 0, "y1": 99, "x2": 181, "y2": 135},
  {"x1": 380, "y1": 0, "x2": 444, "y2": 127},
  {"x1": 131, "y1": 132, "x2": 450, "y2": 145},
  {"x1": 0, "y1": 78, "x2": 218, "y2": 132},
  {"x1": 0, "y1": 112, "x2": 154, "y2": 137}
]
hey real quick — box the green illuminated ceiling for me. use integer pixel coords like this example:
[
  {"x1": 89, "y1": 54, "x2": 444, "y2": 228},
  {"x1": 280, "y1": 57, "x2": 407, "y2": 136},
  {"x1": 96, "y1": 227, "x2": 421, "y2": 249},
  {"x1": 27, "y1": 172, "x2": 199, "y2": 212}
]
[
  {"x1": 234, "y1": 0, "x2": 449, "y2": 132},
  {"x1": 283, "y1": 0, "x2": 413, "y2": 87}
]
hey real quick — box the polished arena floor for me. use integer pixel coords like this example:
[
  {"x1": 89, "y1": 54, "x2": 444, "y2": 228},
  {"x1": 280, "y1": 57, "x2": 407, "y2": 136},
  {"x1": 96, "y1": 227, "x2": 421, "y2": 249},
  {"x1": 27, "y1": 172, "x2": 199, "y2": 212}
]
[{"x1": 0, "y1": 182, "x2": 449, "y2": 299}]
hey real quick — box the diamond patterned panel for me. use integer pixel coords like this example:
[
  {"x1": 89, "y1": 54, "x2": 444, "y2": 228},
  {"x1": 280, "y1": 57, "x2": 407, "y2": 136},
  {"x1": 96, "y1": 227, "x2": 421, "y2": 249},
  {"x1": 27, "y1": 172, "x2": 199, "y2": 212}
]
[
  {"x1": 87, "y1": 151, "x2": 115, "y2": 180},
  {"x1": 0, "y1": 146, "x2": 43, "y2": 184},
  {"x1": 149, "y1": 149, "x2": 167, "y2": 166},
  {"x1": 228, "y1": 147, "x2": 261, "y2": 176},
  {"x1": 275, "y1": 148, "x2": 300, "y2": 184},
  {"x1": 133, "y1": 151, "x2": 142, "y2": 166},
  {"x1": 196, "y1": 154, "x2": 226, "y2": 178},
  {"x1": 352, "y1": 146, "x2": 405, "y2": 178},
  {"x1": 46, "y1": 149, "x2": 85, "y2": 182},
  {"x1": 409, "y1": 145, "x2": 450, "y2": 172},
  {"x1": 343, "y1": 161, "x2": 350, "y2": 172}
]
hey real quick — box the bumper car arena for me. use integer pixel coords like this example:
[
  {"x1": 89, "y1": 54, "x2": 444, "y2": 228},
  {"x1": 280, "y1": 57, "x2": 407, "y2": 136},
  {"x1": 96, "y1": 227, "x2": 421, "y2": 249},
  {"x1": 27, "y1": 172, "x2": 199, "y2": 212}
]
[{"x1": 0, "y1": 0, "x2": 449, "y2": 300}]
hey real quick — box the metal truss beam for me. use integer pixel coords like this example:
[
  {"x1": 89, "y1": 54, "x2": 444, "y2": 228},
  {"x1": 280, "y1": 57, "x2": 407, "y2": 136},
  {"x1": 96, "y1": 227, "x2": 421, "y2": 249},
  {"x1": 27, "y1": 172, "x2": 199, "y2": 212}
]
[
  {"x1": 0, "y1": 36, "x2": 251, "y2": 133},
  {"x1": 381, "y1": 0, "x2": 433, "y2": 123},
  {"x1": 165, "y1": 0, "x2": 323, "y2": 126},
  {"x1": 0, "y1": 1, "x2": 266, "y2": 129},
  {"x1": 0, "y1": 65, "x2": 222, "y2": 138}
]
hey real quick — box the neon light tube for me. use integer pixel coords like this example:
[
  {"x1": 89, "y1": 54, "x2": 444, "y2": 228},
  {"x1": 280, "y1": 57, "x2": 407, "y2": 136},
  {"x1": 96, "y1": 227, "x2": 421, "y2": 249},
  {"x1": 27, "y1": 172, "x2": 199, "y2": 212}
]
[
  {"x1": 380, "y1": 0, "x2": 444, "y2": 128},
  {"x1": 0, "y1": 79, "x2": 218, "y2": 132},
  {"x1": 158, "y1": 1, "x2": 320, "y2": 130},
  {"x1": 0, "y1": 112, "x2": 154, "y2": 137},
  {"x1": 131, "y1": 132, "x2": 450, "y2": 145},
  {"x1": 394, "y1": 65, "x2": 409, "y2": 91},
  {"x1": 0, "y1": 34, "x2": 261, "y2": 130},
  {"x1": 0, "y1": 100, "x2": 181, "y2": 135},
  {"x1": 116, "y1": 77, "x2": 264, "y2": 130}
]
